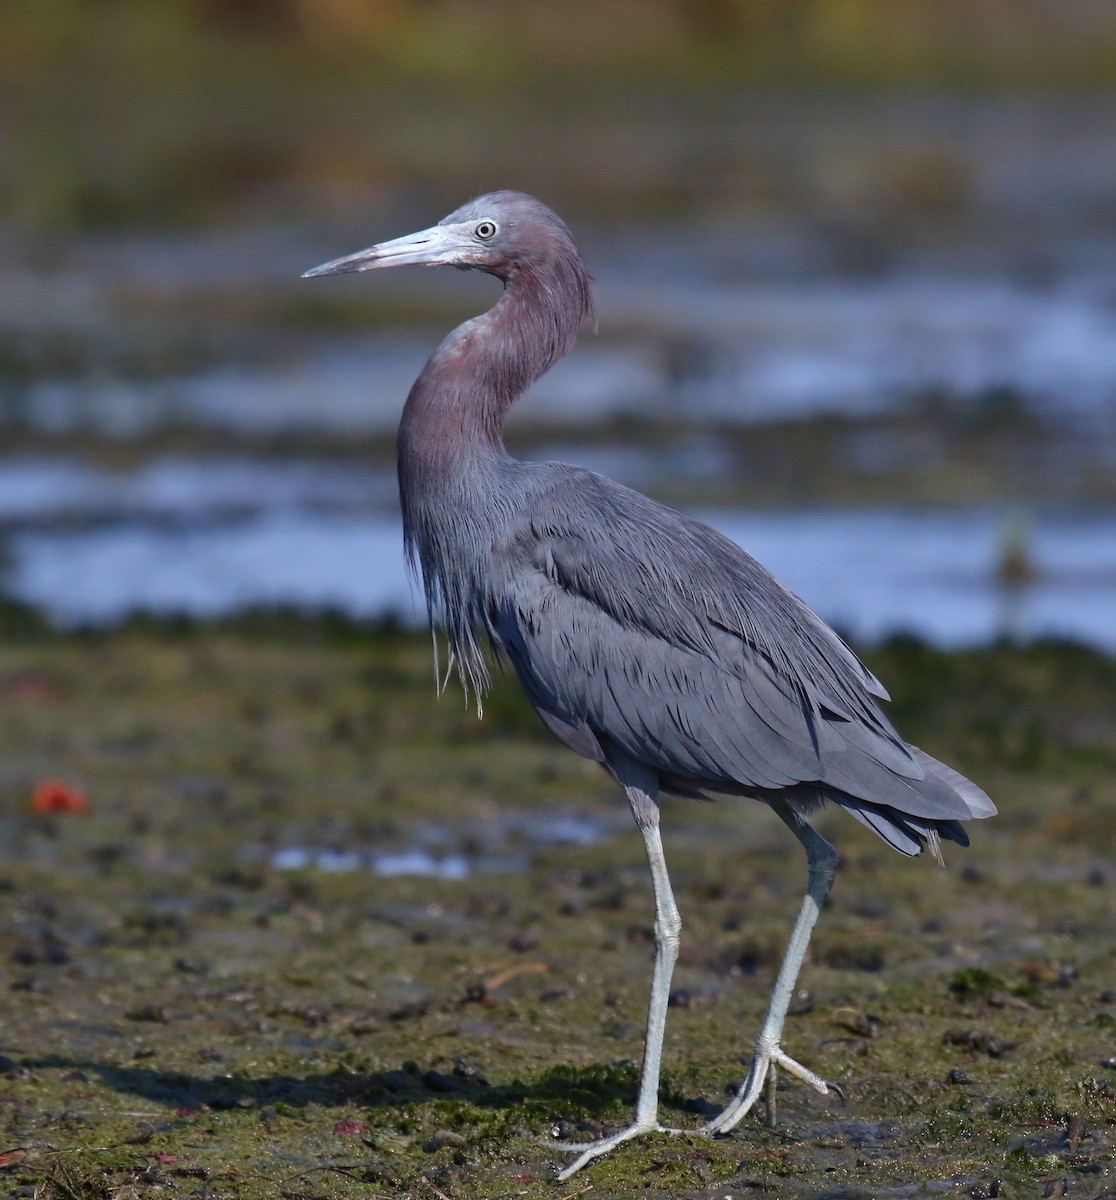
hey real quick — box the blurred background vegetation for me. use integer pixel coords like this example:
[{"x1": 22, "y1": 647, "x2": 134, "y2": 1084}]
[{"x1": 6, "y1": 0, "x2": 1116, "y2": 233}]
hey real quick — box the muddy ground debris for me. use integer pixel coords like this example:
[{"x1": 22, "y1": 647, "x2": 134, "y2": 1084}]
[{"x1": 0, "y1": 616, "x2": 1113, "y2": 1197}]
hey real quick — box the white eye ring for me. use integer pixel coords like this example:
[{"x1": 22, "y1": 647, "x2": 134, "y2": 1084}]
[{"x1": 474, "y1": 221, "x2": 497, "y2": 240}]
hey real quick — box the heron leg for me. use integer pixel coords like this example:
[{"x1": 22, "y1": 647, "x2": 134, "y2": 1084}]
[
  {"x1": 701, "y1": 801, "x2": 839, "y2": 1135},
  {"x1": 552, "y1": 759, "x2": 684, "y2": 1179}
]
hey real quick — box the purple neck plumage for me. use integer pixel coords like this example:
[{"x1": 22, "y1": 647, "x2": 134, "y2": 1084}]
[
  {"x1": 398, "y1": 248, "x2": 593, "y2": 468},
  {"x1": 396, "y1": 238, "x2": 593, "y2": 695}
]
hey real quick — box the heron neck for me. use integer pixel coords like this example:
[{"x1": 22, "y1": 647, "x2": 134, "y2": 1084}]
[
  {"x1": 398, "y1": 261, "x2": 588, "y2": 470},
  {"x1": 395, "y1": 259, "x2": 589, "y2": 691}
]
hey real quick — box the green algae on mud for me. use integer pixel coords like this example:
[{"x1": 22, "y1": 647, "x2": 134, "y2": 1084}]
[{"x1": 0, "y1": 613, "x2": 1114, "y2": 1198}]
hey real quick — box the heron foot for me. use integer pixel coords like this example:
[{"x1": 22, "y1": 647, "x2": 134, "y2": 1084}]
[
  {"x1": 547, "y1": 1120, "x2": 685, "y2": 1180},
  {"x1": 701, "y1": 1044, "x2": 836, "y2": 1136}
]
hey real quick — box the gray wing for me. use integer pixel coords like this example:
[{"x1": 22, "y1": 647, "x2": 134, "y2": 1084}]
[{"x1": 488, "y1": 469, "x2": 993, "y2": 836}]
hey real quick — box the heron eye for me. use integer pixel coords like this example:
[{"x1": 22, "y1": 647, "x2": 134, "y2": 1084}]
[{"x1": 474, "y1": 221, "x2": 497, "y2": 240}]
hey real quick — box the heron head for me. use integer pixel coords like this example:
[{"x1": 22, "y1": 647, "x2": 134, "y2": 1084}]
[{"x1": 302, "y1": 191, "x2": 579, "y2": 282}]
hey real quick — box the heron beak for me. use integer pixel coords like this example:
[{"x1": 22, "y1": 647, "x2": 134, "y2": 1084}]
[{"x1": 301, "y1": 222, "x2": 474, "y2": 278}]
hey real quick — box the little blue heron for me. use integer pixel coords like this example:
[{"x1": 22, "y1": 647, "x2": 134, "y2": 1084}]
[{"x1": 303, "y1": 191, "x2": 995, "y2": 1178}]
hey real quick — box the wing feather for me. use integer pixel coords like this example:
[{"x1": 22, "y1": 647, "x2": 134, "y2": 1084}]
[{"x1": 487, "y1": 467, "x2": 993, "y2": 830}]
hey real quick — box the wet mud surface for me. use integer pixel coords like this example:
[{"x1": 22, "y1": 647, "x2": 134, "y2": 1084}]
[{"x1": 0, "y1": 616, "x2": 1114, "y2": 1198}]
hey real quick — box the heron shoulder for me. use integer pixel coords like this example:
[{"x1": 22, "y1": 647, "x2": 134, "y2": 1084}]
[{"x1": 495, "y1": 460, "x2": 891, "y2": 715}]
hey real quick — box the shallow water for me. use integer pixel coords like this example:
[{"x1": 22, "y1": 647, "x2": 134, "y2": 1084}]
[
  {"x1": 271, "y1": 846, "x2": 473, "y2": 879},
  {"x1": 266, "y1": 811, "x2": 612, "y2": 879},
  {"x1": 3, "y1": 455, "x2": 1114, "y2": 648}
]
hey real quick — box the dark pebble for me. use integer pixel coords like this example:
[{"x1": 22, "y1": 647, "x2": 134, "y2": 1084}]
[
  {"x1": 422, "y1": 1129, "x2": 465, "y2": 1152},
  {"x1": 947, "y1": 1068, "x2": 973, "y2": 1084},
  {"x1": 125, "y1": 1004, "x2": 169, "y2": 1023},
  {"x1": 942, "y1": 1029, "x2": 1016, "y2": 1058}
]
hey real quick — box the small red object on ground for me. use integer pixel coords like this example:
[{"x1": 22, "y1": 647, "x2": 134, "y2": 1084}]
[{"x1": 30, "y1": 779, "x2": 88, "y2": 815}]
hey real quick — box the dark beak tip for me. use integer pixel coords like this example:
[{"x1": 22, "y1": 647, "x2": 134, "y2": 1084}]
[{"x1": 301, "y1": 262, "x2": 348, "y2": 279}]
